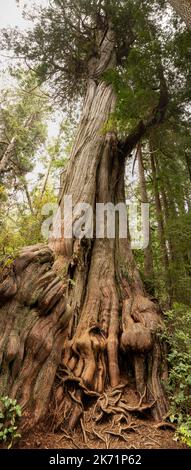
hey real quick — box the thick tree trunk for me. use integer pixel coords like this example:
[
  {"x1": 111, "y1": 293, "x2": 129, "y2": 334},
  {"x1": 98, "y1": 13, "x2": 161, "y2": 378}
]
[
  {"x1": 168, "y1": 0, "x2": 191, "y2": 29},
  {"x1": 0, "y1": 27, "x2": 168, "y2": 437}
]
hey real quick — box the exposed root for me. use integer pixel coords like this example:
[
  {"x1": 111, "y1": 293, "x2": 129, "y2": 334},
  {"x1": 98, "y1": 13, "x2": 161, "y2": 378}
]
[
  {"x1": 105, "y1": 430, "x2": 129, "y2": 442},
  {"x1": 80, "y1": 418, "x2": 88, "y2": 445},
  {"x1": 154, "y1": 421, "x2": 176, "y2": 431},
  {"x1": 59, "y1": 428, "x2": 80, "y2": 449},
  {"x1": 0, "y1": 244, "x2": 72, "y2": 427},
  {"x1": 0, "y1": 237, "x2": 169, "y2": 435},
  {"x1": 146, "y1": 435, "x2": 161, "y2": 446},
  {"x1": 94, "y1": 385, "x2": 155, "y2": 423},
  {"x1": 120, "y1": 294, "x2": 168, "y2": 419},
  {"x1": 92, "y1": 428, "x2": 107, "y2": 446}
]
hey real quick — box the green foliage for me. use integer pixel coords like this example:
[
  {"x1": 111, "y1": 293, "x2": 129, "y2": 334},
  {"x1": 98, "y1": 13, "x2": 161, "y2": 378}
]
[
  {"x1": 0, "y1": 2, "x2": 190, "y2": 448},
  {"x1": 103, "y1": 37, "x2": 161, "y2": 137},
  {"x1": 0, "y1": 72, "x2": 75, "y2": 259},
  {"x1": 46, "y1": 117, "x2": 77, "y2": 171},
  {"x1": 0, "y1": 396, "x2": 22, "y2": 448},
  {"x1": 0, "y1": 1, "x2": 158, "y2": 105},
  {"x1": 177, "y1": 419, "x2": 191, "y2": 447},
  {"x1": 164, "y1": 304, "x2": 191, "y2": 447},
  {"x1": 0, "y1": 184, "x2": 7, "y2": 202},
  {"x1": 0, "y1": 70, "x2": 49, "y2": 193},
  {"x1": 0, "y1": 185, "x2": 57, "y2": 260},
  {"x1": 151, "y1": 123, "x2": 191, "y2": 305}
]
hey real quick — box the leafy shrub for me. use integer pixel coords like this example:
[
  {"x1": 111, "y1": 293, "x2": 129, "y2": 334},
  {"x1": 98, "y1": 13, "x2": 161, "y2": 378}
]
[
  {"x1": 0, "y1": 396, "x2": 22, "y2": 448},
  {"x1": 164, "y1": 303, "x2": 191, "y2": 447},
  {"x1": 177, "y1": 418, "x2": 191, "y2": 447}
]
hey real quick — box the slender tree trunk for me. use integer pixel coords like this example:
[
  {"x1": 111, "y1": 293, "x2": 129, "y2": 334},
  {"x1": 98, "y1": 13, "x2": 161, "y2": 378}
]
[
  {"x1": 0, "y1": 114, "x2": 36, "y2": 174},
  {"x1": 39, "y1": 125, "x2": 64, "y2": 207},
  {"x1": 159, "y1": 180, "x2": 174, "y2": 262},
  {"x1": 158, "y1": 159, "x2": 191, "y2": 304},
  {"x1": 137, "y1": 143, "x2": 154, "y2": 286},
  {"x1": 23, "y1": 179, "x2": 34, "y2": 215},
  {"x1": 0, "y1": 136, "x2": 16, "y2": 173},
  {"x1": 40, "y1": 161, "x2": 52, "y2": 201},
  {"x1": 150, "y1": 142, "x2": 172, "y2": 303},
  {"x1": 0, "y1": 27, "x2": 168, "y2": 434},
  {"x1": 185, "y1": 152, "x2": 191, "y2": 182}
]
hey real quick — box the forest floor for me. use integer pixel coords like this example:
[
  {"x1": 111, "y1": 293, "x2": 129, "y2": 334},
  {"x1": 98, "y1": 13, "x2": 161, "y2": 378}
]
[
  {"x1": 1, "y1": 384, "x2": 188, "y2": 450},
  {"x1": 15, "y1": 386, "x2": 187, "y2": 451},
  {"x1": 16, "y1": 417, "x2": 187, "y2": 450}
]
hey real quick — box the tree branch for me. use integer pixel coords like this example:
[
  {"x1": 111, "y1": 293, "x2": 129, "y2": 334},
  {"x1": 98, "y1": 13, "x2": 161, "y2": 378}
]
[{"x1": 121, "y1": 66, "x2": 169, "y2": 157}]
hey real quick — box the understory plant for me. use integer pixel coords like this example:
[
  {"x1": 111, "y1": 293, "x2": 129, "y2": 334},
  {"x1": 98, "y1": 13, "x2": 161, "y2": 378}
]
[
  {"x1": 0, "y1": 396, "x2": 22, "y2": 448},
  {"x1": 164, "y1": 304, "x2": 191, "y2": 447}
]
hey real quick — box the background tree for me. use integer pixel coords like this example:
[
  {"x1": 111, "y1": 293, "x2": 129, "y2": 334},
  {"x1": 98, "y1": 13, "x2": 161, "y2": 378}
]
[
  {"x1": 0, "y1": 73, "x2": 74, "y2": 259},
  {"x1": 0, "y1": 71, "x2": 49, "y2": 194}
]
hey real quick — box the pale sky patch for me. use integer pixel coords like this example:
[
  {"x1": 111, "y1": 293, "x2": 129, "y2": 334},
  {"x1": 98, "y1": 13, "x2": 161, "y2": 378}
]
[
  {"x1": 0, "y1": 1, "x2": 49, "y2": 29},
  {"x1": 0, "y1": 0, "x2": 28, "y2": 29}
]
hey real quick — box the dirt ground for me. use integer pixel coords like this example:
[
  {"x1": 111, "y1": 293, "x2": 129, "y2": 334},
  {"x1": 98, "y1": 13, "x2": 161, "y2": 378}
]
[
  {"x1": 0, "y1": 383, "x2": 188, "y2": 450},
  {"x1": 15, "y1": 416, "x2": 187, "y2": 450}
]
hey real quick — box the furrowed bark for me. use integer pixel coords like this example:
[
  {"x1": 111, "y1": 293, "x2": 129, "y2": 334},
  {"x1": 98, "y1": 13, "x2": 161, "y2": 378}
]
[
  {"x1": 0, "y1": 25, "x2": 169, "y2": 434},
  {"x1": 168, "y1": 0, "x2": 191, "y2": 29}
]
